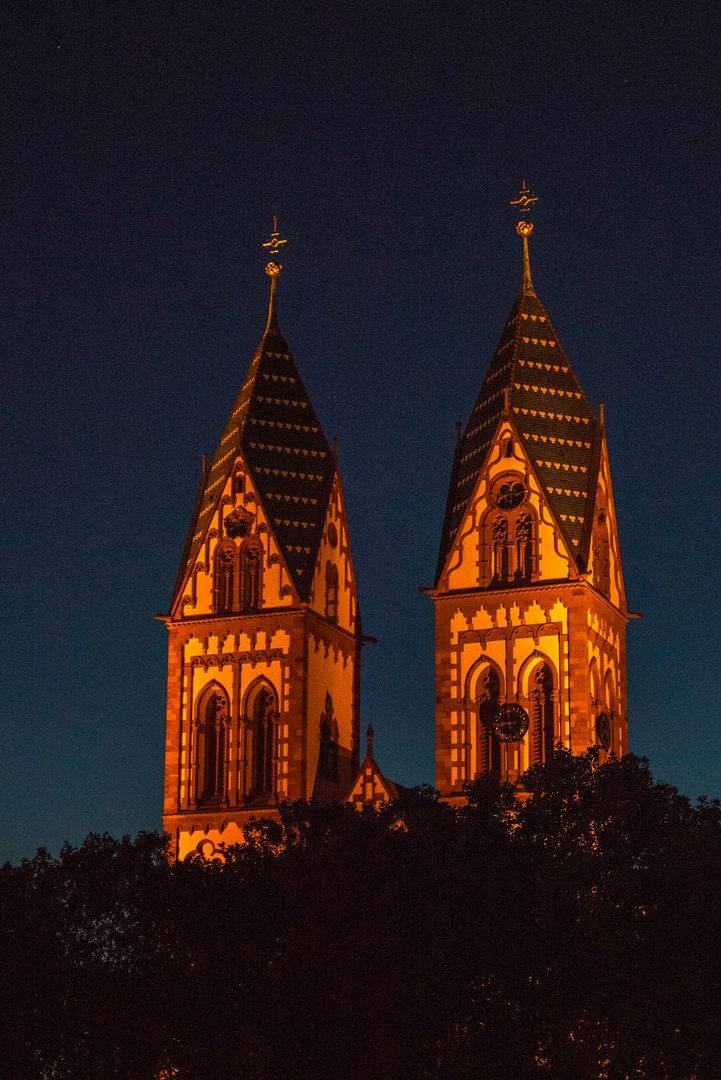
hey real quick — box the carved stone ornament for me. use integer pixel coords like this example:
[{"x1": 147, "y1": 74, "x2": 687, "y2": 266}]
[{"x1": 224, "y1": 505, "x2": 255, "y2": 538}]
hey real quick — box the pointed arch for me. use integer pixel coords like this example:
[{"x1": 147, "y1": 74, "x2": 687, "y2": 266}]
[
  {"x1": 239, "y1": 537, "x2": 262, "y2": 611},
  {"x1": 244, "y1": 678, "x2": 278, "y2": 800},
  {"x1": 194, "y1": 681, "x2": 230, "y2": 806},
  {"x1": 479, "y1": 479, "x2": 538, "y2": 586},
  {"x1": 466, "y1": 657, "x2": 505, "y2": 780},
  {"x1": 519, "y1": 652, "x2": 557, "y2": 767},
  {"x1": 213, "y1": 539, "x2": 236, "y2": 615}
]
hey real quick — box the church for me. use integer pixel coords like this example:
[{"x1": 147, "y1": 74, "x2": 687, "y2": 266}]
[{"x1": 160, "y1": 200, "x2": 633, "y2": 859}]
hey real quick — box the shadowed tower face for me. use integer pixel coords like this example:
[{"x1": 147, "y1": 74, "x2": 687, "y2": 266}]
[
  {"x1": 431, "y1": 198, "x2": 630, "y2": 798},
  {"x1": 161, "y1": 238, "x2": 364, "y2": 859}
]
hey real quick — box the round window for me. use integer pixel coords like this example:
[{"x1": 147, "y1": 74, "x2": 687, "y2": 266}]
[{"x1": 496, "y1": 481, "x2": 525, "y2": 510}]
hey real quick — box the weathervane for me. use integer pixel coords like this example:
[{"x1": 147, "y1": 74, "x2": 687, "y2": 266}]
[
  {"x1": 263, "y1": 215, "x2": 287, "y2": 277},
  {"x1": 511, "y1": 182, "x2": 538, "y2": 236}
]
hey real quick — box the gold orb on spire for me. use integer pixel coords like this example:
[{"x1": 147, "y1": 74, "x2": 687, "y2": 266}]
[
  {"x1": 265, "y1": 261, "x2": 282, "y2": 277},
  {"x1": 516, "y1": 220, "x2": 533, "y2": 236}
]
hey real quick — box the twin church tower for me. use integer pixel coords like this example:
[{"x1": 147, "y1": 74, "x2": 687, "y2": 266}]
[{"x1": 161, "y1": 203, "x2": 631, "y2": 859}]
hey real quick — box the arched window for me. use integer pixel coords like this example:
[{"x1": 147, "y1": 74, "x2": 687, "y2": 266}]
[
  {"x1": 239, "y1": 540, "x2": 261, "y2": 611},
  {"x1": 325, "y1": 562, "x2": 339, "y2": 622},
  {"x1": 195, "y1": 685, "x2": 229, "y2": 805},
  {"x1": 214, "y1": 540, "x2": 236, "y2": 614},
  {"x1": 515, "y1": 513, "x2": 533, "y2": 582},
  {"x1": 317, "y1": 692, "x2": 339, "y2": 781},
  {"x1": 249, "y1": 684, "x2": 277, "y2": 798},
  {"x1": 492, "y1": 518, "x2": 508, "y2": 582},
  {"x1": 477, "y1": 667, "x2": 501, "y2": 778},
  {"x1": 529, "y1": 663, "x2": 554, "y2": 765}
]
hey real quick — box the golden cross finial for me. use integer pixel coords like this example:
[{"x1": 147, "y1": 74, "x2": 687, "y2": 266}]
[
  {"x1": 263, "y1": 215, "x2": 287, "y2": 276},
  {"x1": 511, "y1": 182, "x2": 538, "y2": 236}
]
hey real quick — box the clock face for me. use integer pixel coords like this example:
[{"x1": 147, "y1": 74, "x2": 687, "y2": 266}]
[
  {"x1": 597, "y1": 712, "x2": 611, "y2": 752},
  {"x1": 492, "y1": 703, "x2": 530, "y2": 742},
  {"x1": 497, "y1": 481, "x2": 525, "y2": 510}
]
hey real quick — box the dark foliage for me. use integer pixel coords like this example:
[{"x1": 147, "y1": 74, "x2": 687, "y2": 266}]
[{"x1": 2, "y1": 753, "x2": 719, "y2": 1079}]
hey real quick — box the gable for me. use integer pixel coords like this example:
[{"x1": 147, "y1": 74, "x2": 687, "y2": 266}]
[
  {"x1": 436, "y1": 282, "x2": 598, "y2": 584},
  {"x1": 169, "y1": 451, "x2": 299, "y2": 619},
  {"x1": 441, "y1": 415, "x2": 579, "y2": 592},
  {"x1": 347, "y1": 754, "x2": 398, "y2": 806}
]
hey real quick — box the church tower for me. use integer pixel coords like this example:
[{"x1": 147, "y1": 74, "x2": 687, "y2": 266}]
[
  {"x1": 161, "y1": 232, "x2": 363, "y2": 859},
  {"x1": 431, "y1": 194, "x2": 631, "y2": 800}
]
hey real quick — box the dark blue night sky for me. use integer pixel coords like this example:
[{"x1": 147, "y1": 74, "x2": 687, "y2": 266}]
[{"x1": 2, "y1": 0, "x2": 720, "y2": 863}]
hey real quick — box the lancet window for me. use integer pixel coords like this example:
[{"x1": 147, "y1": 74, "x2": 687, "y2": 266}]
[
  {"x1": 239, "y1": 540, "x2": 261, "y2": 611},
  {"x1": 214, "y1": 540, "x2": 236, "y2": 614},
  {"x1": 476, "y1": 666, "x2": 501, "y2": 778},
  {"x1": 515, "y1": 513, "x2": 533, "y2": 583},
  {"x1": 529, "y1": 663, "x2": 555, "y2": 766},
  {"x1": 491, "y1": 519, "x2": 509, "y2": 581},
  {"x1": 249, "y1": 684, "x2": 277, "y2": 799},
  {"x1": 213, "y1": 538, "x2": 262, "y2": 614},
  {"x1": 483, "y1": 479, "x2": 535, "y2": 587},
  {"x1": 195, "y1": 685, "x2": 229, "y2": 806}
]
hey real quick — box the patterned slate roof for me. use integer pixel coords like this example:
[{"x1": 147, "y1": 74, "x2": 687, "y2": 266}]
[
  {"x1": 435, "y1": 253, "x2": 599, "y2": 584},
  {"x1": 174, "y1": 300, "x2": 334, "y2": 606}
]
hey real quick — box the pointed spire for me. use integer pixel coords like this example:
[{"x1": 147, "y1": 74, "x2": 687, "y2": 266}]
[
  {"x1": 520, "y1": 228, "x2": 535, "y2": 296},
  {"x1": 265, "y1": 272, "x2": 279, "y2": 331},
  {"x1": 366, "y1": 724, "x2": 375, "y2": 760}
]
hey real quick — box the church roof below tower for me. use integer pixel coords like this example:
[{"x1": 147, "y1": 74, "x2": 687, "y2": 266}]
[
  {"x1": 173, "y1": 285, "x2": 334, "y2": 606},
  {"x1": 435, "y1": 235, "x2": 599, "y2": 584}
]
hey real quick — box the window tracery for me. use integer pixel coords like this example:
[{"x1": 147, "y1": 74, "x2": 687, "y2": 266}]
[
  {"x1": 515, "y1": 513, "x2": 532, "y2": 582},
  {"x1": 195, "y1": 685, "x2": 229, "y2": 806},
  {"x1": 213, "y1": 537, "x2": 262, "y2": 613},
  {"x1": 239, "y1": 540, "x2": 261, "y2": 611},
  {"x1": 476, "y1": 667, "x2": 501, "y2": 777},
  {"x1": 249, "y1": 684, "x2": 278, "y2": 799},
  {"x1": 214, "y1": 540, "x2": 236, "y2": 614},
  {"x1": 492, "y1": 518, "x2": 509, "y2": 581},
  {"x1": 484, "y1": 476, "x2": 536, "y2": 585},
  {"x1": 529, "y1": 663, "x2": 554, "y2": 765}
]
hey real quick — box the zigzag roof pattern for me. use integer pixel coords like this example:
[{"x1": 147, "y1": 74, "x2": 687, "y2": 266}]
[
  {"x1": 435, "y1": 245, "x2": 599, "y2": 584},
  {"x1": 172, "y1": 297, "x2": 334, "y2": 608}
]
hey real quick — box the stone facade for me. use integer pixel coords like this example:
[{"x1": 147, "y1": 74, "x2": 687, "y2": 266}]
[{"x1": 430, "y1": 234, "x2": 631, "y2": 798}]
